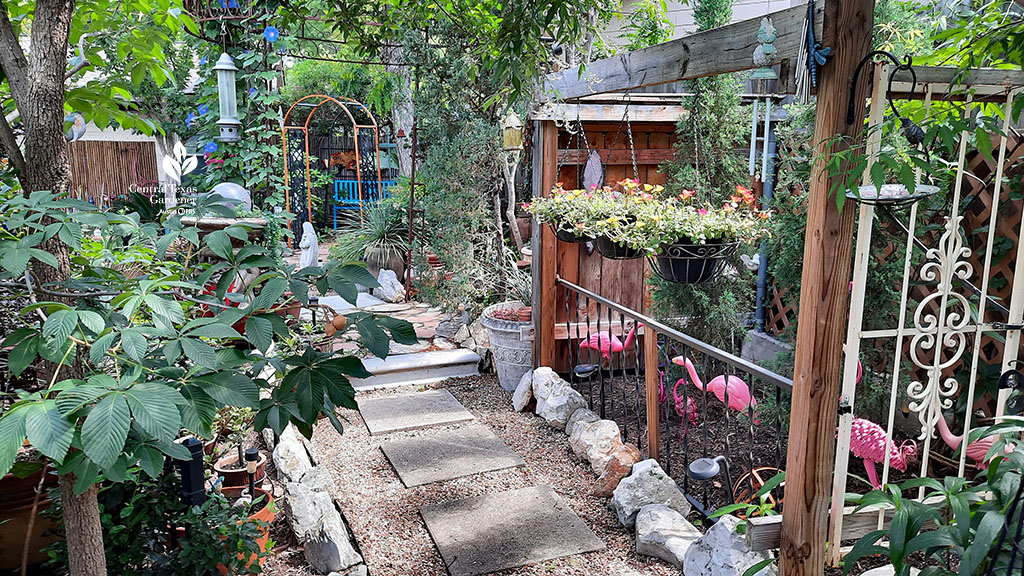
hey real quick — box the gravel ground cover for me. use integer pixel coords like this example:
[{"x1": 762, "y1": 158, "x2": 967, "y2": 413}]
[{"x1": 273, "y1": 374, "x2": 679, "y2": 576}]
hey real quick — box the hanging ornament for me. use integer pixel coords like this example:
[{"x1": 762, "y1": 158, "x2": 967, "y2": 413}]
[{"x1": 748, "y1": 18, "x2": 778, "y2": 185}]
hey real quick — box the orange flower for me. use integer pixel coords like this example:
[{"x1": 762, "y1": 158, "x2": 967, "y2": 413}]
[
  {"x1": 758, "y1": 210, "x2": 771, "y2": 219},
  {"x1": 641, "y1": 193, "x2": 654, "y2": 201},
  {"x1": 722, "y1": 202, "x2": 736, "y2": 213},
  {"x1": 730, "y1": 195, "x2": 743, "y2": 204},
  {"x1": 678, "y1": 189, "x2": 696, "y2": 201}
]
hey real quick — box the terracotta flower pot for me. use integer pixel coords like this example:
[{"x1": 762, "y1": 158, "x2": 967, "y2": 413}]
[
  {"x1": 174, "y1": 486, "x2": 276, "y2": 574},
  {"x1": 217, "y1": 486, "x2": 276, "y2": 574},
  {"x1": 213, "y1": 451, "x2": 267, "y2": 488}
]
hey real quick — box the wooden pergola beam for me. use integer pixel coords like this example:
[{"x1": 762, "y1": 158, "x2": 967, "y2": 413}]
[
  {"x1": 529, "y1": 103, "x2": 688, "y2": 122},
  {"x1": 542, "y1": 1, "x2": 824, "y2": 100}
]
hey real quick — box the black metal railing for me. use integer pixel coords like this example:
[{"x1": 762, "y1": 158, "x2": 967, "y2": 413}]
[{"x1": 556, "y1": 276, "x2": 793, "y2": 515}]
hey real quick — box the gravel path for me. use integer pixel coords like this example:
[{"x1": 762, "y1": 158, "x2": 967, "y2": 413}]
[{"x1": 298, "y1": 374, "x2": 679, "y2": 576}]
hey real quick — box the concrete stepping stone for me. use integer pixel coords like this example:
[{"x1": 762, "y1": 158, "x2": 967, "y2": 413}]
[
  {"x1": 420, "y1": 485, "x2": 605, "y2": 576},
  {"x1": 382, "y1": 426, "x2": 524, "y2": 487},
  {"x1": 358, "y1": 389, "x2": 474, "y2": 435}
]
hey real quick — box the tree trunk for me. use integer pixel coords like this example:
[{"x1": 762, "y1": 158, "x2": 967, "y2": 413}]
[
  {"x1": 0, "y1": 0, "x2": 110, "y2": 572},
  {"x1": 57, "y1": 475, "x2": 107, "y2": 576}
]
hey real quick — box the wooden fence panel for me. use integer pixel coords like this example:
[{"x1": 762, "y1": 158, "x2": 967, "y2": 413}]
[{"x1": 67, "y1": 140, "x2": 159, "y2": 206}]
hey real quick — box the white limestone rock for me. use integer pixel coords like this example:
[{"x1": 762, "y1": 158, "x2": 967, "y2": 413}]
[
  {"x1": 635, "y1": 504, "x2": 702, "y2": 567},
  {"x1": 569, "y1": 419, "x2": 624, "y2": 475},
  {"x1": 512, "y1": 369, "x2": 534, "y2": 411},
  {"x1": 610, "y1": 459, "x2": 691, "y2": 528},
  {"x1": 566, "y1": 407, "x2": 600, "y2": 436},
  {"x1": 530, "y1": 367, "x2": 560, "y2": 405},
  {"x1": 536, "y1": 380, "x2": 587, "y2": 430},
  {"x1": 273, "y1": 437, "x2": 312, "y2": 482},
  {"x1": 682, "y1": 514, "x2": 778, "y2": 576},
  {"x1": 284, "y1": 482, "x2": 362, "y2": 573},
  {"x1": 372, "y1": 269, "x2": 406, "y2": 303}
]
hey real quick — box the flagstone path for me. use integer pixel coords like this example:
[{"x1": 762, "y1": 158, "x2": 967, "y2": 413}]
[{"x1": 296, "y1": 375, "x2": 677, "y2": 576}]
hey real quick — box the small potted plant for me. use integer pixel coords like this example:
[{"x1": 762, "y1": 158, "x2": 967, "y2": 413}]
[{"x1": 212, "y1": 407, "x2": 267, "y2": 488}]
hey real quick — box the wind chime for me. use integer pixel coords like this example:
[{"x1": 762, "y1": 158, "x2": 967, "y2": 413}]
[{"x1": 747, "y1": 17, "x2": 778, "y2": 186}]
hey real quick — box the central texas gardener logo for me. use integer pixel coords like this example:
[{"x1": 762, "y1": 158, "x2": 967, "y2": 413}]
[{"x1": 163, "y1": 141, "x2": 199, "y2": 186}]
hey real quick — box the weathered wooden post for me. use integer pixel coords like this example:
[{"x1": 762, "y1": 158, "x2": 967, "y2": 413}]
[{"x1": 779, "y1": 0, "x2": 876, "y2": 573}]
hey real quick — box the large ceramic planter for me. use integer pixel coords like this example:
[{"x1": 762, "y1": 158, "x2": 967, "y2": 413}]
[
  {"x1": 481, "y1": 302, "x2": 534, "y2": 393},
  {"x1": 651, "y1": 239, "x2": 738, "y2": 284},
  {"x1": 213, "y1": 451, "x2": 268, "y2": 488},
  {"x1": 0, "y1": 467, "x2": 60, "y2": 571},
  {"x1": 594, "y1": 236, "x2": 643, "y2": 260}
]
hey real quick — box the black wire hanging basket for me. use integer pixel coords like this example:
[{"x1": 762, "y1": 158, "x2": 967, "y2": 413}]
[
  {"x1": 594, "y1": 236, "x2": 645, "y2": 260},
  {"x1": 650, "y1": 239, "x2": 739, "y2": 284},
  {"x1": 551, "y1": 224, "x2": 587, "y2": 244}
]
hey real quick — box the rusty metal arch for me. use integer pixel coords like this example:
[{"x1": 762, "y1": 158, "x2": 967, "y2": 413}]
[{"x1": 281, "y1": 94, "x2": 383, "y2": 242}]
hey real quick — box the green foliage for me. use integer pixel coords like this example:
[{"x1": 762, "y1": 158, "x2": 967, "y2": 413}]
[
  {"x1": 648, "y1": 265, "x2": 754, "y2": 351},
  {"x1": 709, "y1": 470, "x2": 785, "y2": 528},
  {"x1": 401, "y1": 120, "x2": 505, "y2": 312},
  {"x1": 873, "y1": 0, "x2": 934, "y2": 60},
  {"x1": 328, "y1": 0, "x2": 619, "y2": 103},
  {"x1": 330, "y1": 201, "x2": 410, "y2": 264},
  {"x1": 622, "y1": 0, "x2": 673, "y2": 51},
  {"x1": 844, "y1": 419, "x2": 1024, "y2": 576},
  {"x1": 46, "y1": 472, "x2": 270, "y2": 575},
  {"x1": 283, "y1": 59, "x2": 400, "y2": 119},
  {"x1": 0, "y1": 191, "x2": 416, "y2": 490}
]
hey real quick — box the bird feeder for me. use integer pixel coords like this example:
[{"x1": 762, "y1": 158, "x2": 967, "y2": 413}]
[
  {"x1": 502, "y1": 110, "x2": 524, "y2": 157},
  {"x1": 213, "y1": 53, "x2": 241, "y2": 142}
]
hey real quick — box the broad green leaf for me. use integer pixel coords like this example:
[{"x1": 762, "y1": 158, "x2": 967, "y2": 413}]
[
  {"x1": 77, "y1": 310, "x2": 105, "y2": 334},
  {"x1": 155, "y1": 439, "x2": 191, "y2": 460},
  {"x1": 82, "y1": 392, "x2": 131, "y2": 469},
  {"x1": 194, "y1": 373, "x2": 259, "y2": 407},
  {"x1": 43, "y1": 309, "x2": 79, "y2": 344},
  {"x1": 144, "y1": 294, "x2": 185, "y2": 327},
  {"x1": 25, "y1": 400, "x2": 74, "y2": 462},
  {"x1": 124, "y1": 382, "x2": 184, "y2": 441},
  {"x1": 204, "y1": 230, "x2": 234, "y2": 261},
  {"x1": 8, "y1": 335, "x2": 39, "y2": 376},
  {"x1": 120, "y1": 328, "x2": 147, "y2": 361},
  {"x1": 244, "y1": 316, "x2": 274, "y2": 352},
  {"x1": 181, "y1": 337, "x2": 217, "y2": 369},
  {"x1": 186, "y1": 323, "x2": 241, "y2": 339},
  {"x1": 250, "y1": 277, "x2": 287, "y2": 312},
  {"x1": 89, "y1": 332, "x2": 117, "y2": 364},
  {"x1": 377, "y1": 316, "x2": 418, "y2": 345},
  {"x1": 136, "y1": 444, "x2": 164, "y2": 479},
  {"x1": 356, "y1": 321, "x2": 391, "y2": 359},
  {"x1": 178, "y1": 385, "x2": 217, "y2": 437},
  {"x1": 0, "y1": 409, "x2": 27, "y2": 477},
  {"x1": 56, "y1": 383, "x2": 110, "y2": 417}
]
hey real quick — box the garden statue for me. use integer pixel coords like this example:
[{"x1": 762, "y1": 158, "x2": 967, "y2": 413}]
[{"x1": 299, "y1": 221, "x2": 318, "y2": 268}]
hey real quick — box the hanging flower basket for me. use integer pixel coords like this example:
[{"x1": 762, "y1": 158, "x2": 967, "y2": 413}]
[
  {"x1": 651, "y1": 238, "x2": 739, "y2": 284},
  {"x1": 552, "y1": 226, "x2": 586, "y2": 243},
  {"x1": 594, "y1": 236, "x2": 644, "y2": 260}
]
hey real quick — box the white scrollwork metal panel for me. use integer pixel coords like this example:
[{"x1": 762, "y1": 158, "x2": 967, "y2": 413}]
[{"x1": 907, "y1": 214, "x2": 973, "y2": 439}]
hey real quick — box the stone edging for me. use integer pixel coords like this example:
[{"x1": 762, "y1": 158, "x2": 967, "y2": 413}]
[
  {"x1": 265, "y1": 426, "x2": 368, "y2": 576},
  {"x1": 513, "y1": 367, "x2": 778, "y2": 575}
]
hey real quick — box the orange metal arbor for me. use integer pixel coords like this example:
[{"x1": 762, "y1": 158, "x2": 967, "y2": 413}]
[{"x1": 281, "y1": 95, "x2": 384, "y2": 239}]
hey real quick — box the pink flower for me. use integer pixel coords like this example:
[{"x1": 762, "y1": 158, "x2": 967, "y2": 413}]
[{"x1": 698, "y1": 208, "x2": 708, "y2": 215}]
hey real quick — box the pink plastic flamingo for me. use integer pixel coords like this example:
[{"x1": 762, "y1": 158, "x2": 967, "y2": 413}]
[
  {"x1": 849, "y1": 417, "x2": 917, "y2": 489},
  {"x1": 671, "y1": 356, "x2": 758, "y2": 413},
  {"x1": 935, "y1": 413, "x2": 1008, "y2": 469},
  {"x1": 580, "y1": 322, "x2": 643, "y2": 360},
  {"x1": 672, "y1": 378, "x2": 699, "y2": 439}
]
